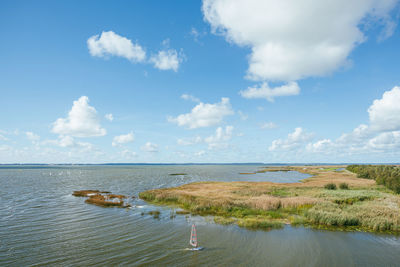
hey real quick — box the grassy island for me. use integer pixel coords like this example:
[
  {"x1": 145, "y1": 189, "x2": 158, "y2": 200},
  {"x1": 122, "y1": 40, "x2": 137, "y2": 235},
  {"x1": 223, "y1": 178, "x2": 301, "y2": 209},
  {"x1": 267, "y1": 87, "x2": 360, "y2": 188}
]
[
  {"x1": 139, "y1": 166, "x2": 400, "y2": 233},
  {"x1": 73, "y1": 190, "x2": 131, "y2": 208}
]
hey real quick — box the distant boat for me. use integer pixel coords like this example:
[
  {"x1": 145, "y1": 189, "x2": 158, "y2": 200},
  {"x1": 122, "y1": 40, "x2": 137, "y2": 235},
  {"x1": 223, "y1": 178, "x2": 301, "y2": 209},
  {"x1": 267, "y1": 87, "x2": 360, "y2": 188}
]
[{"x1": 187, "y1": 224, "x2": 203, "y2": 251}]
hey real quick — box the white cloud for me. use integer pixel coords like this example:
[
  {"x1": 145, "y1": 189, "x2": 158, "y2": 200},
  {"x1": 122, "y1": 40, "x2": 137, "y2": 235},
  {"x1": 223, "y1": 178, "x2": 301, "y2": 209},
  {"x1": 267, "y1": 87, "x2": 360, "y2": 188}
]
[
  {"x1": 25, "y1": 132, "x2": 40, "y2": 144},
  {"x1": 306, "y1": 139, "x2": 334, "y2": 153},
  {"x1": 194, "y1": 150, "x2": 206, "y2": 156},
  {"x1": 190, "y1": 27, "x2": 207, "y2": 43},
  {"x1": 181, "y1": 94, "x2": 200, "y2": 102},
  {"x1": 44, "y1": 135, "x2": 95, "y2": 152},
  {"x1": 58, "y1": 135, "x2": 77, "y2": 147},
  {"x1": 0, "y1": 134, "x2": 8, "y2": 141},
  {"x1": 52, "y1": 96, "x2": 106, "y2": 137},
  {"x1": 190, "y1": 27, "x2": 200, "y2": 40},
  {"x1": 337, "y1": 124, "x2": 371, "y2": 145},
  {"x1": 168, "y1": 97, "x2": 234, "y2": 129},
  {"x1": 240, "y1": 82, "x2": 300, "y2": 102},
  {"x1": 105, "y1": 113, "x2": 114, "y2": 122},
  {"x1": 141, "y1": 142, "x2": 159, "y2": 152},
  {"x1": 177, "y1": 136, "x2": 203, "y2": 146},
  {"x1": 150, "y1": 49, "x2": 183, "y2": 72},
  {"x1": 368, "y1": 86, "x2": 400, "y2": 132},
  {"x1": 205, "y1": 126, "x2": 234, "y2": 150},
  {"x1": 87, "y1": 31, "x2": 146, "y2": 62},
  {"x1": 203, "y1": 0, "x2": 397, "y2": 82},
  {"x1": 288, "y1": 86, "x2": 400, "y2": 157},
  {"x1": 112, "y1": 132, "x2": 134, "y2": 147},
  {"x1": 368, "y1": 131, "x2": 400, "y2": 150},
  {"x1": 238, "y1": 110, "x2": 248, "y2": 120},
  {"x1": 0, "y1": 145, "x2": 12, "y2": 152},
  {"x1": 120, "y1": 149, "x2": 138, "y2": 159},
  {"x1": 261, "y1": 122, "x2": 278, "y2": 129},
  {"x1": 269, "y1": 127, "x2": 314, "y2": 151}
]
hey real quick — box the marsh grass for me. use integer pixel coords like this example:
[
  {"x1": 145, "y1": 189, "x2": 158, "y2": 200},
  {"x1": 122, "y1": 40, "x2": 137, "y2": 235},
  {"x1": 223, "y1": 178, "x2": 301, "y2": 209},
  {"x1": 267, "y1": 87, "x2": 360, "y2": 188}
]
[
  {"x1": 176, "y1": 210, "x2": 191, "y2": 215},
  {"x1": 214, "y1": 216, "x2": 236, "y2": 225},
  {"x1": 139, "y1": 166, "x2": 400, "y2": 233},
  {"x1": 73, "y1": 190, "x2": 129, "y2": 208},
  {"x1": 236, "y1": 217, "x2": 284, "y2": 230},
  {"x1": 324, "y1": 183, "x2": 337, "y2": 190},
  {"x1": 85, "y1": 194, "x2": 127, "y2": 207},
  {"x1": 339, "y1": 183, "x2": 349, "y2": 189},
  {"x1": 148, "y1": 210, "x2": 161, "y2": 219}
]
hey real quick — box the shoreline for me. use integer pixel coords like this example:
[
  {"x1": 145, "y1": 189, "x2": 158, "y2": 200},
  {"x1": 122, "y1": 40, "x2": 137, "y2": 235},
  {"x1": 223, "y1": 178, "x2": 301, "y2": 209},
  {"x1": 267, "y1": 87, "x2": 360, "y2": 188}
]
[{"x1": 139, "y1": 165, "x2": 400, "y2": 234}]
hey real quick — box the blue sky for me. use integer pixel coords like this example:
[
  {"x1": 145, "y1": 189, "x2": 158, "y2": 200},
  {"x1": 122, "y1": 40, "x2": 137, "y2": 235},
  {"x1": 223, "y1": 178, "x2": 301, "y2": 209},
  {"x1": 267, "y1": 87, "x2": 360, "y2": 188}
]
[{"x1": 1, "y1": 0, "x2": 400, "y2": 163}]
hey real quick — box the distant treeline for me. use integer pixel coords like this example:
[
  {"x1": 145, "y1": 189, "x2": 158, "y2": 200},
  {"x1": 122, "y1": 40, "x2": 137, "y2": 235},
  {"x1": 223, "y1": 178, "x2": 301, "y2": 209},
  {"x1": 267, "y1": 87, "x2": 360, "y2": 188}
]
[{"x1": 346, "y1": 165, "x2": 400, "y2": 193}]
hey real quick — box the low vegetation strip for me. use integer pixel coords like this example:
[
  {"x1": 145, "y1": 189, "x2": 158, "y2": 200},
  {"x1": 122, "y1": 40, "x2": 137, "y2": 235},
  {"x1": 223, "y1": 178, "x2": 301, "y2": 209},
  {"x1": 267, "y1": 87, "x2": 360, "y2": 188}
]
[
  {"x1": 139, "y1": 166, "x2": 400, "y2": 233},
  {"x1": 346, "y1": 165, "x2": 400, "y2": 193}
]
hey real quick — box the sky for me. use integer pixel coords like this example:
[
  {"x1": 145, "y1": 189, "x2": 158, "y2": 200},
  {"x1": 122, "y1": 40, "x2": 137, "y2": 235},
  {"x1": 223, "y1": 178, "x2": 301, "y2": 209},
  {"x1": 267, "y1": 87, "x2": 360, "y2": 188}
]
[{"x1": 1, "y1": 0, "x2": 400, "y2": 164}]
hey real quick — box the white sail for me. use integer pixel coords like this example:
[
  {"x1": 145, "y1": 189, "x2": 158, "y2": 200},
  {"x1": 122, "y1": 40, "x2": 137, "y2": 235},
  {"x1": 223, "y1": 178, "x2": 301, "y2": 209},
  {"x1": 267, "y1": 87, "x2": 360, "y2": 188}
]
[{"x1": 189, "y1": 224, "x2": 198, "y2": 247}]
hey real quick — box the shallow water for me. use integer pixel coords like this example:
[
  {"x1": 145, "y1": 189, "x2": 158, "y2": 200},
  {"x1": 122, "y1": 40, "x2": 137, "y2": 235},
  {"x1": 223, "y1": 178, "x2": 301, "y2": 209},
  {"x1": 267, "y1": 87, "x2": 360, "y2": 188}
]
[{"x1": 1, "y1": 165, "x2": 399, "y2": 266}]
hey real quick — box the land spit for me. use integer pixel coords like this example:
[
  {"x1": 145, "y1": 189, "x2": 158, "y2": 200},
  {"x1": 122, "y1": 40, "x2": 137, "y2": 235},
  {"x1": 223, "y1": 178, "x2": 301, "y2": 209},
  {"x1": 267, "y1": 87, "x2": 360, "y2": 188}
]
[{"x1": 140, "y1": 166, "x2": 400, "y2": 233}]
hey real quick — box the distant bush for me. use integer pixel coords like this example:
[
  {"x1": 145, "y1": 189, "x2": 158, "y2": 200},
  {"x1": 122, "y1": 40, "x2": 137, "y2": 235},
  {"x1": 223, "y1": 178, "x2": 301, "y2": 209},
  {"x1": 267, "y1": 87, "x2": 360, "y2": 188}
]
[
  {"x1": 339, "y1": 183, "x2": 349, "y2": 190},
  {"x1": 324, "y1": 183, "x2": 337, "y2": 190},
  {"x1": 347, "y1": 165, "x2": 400, "y2": 193}
]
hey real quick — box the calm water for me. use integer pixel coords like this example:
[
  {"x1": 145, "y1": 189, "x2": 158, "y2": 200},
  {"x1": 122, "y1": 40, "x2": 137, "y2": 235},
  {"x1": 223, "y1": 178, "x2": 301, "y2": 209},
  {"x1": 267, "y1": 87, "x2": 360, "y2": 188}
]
[{"x1": 1, "y1": 165, "x2": 400, "y2": 266}]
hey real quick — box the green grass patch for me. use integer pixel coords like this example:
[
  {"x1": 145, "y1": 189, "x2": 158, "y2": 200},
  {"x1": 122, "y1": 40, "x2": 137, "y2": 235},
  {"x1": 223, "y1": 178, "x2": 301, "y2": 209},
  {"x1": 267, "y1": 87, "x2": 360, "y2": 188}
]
[
  {"x1": 269, "y1": 188, "x2": 290, "y2": 197},
  {"x1": 324, "y1": 183, "x2": 337, "y2": 190},
  {"x1": 214, "y1": 216, "x2": 237, "y2": 225},
  {"x1": 236, "y1": 217, "x2": 284, "y2": 230}
]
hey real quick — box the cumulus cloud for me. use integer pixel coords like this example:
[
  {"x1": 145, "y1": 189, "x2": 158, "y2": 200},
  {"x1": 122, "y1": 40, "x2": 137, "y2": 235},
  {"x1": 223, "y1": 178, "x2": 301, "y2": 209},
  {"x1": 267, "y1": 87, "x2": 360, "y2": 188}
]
[
  {"x1": 269, "y1": 127, "x2": 314, "y2": 151},
  {"x1": 306, "y1": 139, "x2": 335, "y2": 153},
  {"x1": 52, "y1": 96, "x2": 106, "y2": 137},
  {"x1": 337, "y1": 124, "x2": 371, "y2": 145},
  {"x1": 88, "y1": 32, "x2": 185, "y2": 72},
  {"x1": 105, "y1": 113, "x2": 114, "y2": 122},
  {"x1": 203, "y1": 0, "x2": 397, "y2": 82},
  {"x1": 368, "y1": 86, "x2": 400, "y2": 132},
  {"x1": 0, "y1": 144, "x2": 11, "y2": 151},
  {"x1": 44, "y1": 136, "x2": 95, "y2": 152},
  {"x1": 181, "y1": 94, "x2": 200, "y2": 102},
  {"x1": 205, "y1": 126, "x2": 234, "y2": 150},
  {"x1": 293, "y1": 85, "x2": 400, "y2": 157},
  {"x1": 177, "y1": 136, "x2": 203, "y2": 146},
  {"x1": 368, "y1": 131, "x2": 400, "y2": 150},
  {"x1": 240, "y1": 82, "x2": 300, "y2": 102},
  {"x1": 238, "y1": 110, "x2": 248, "y2": 120},
  {"x1": 194, "y1": 150, "x2": 206, "y2": 156},
  {"x1": 0, "y1": 134, "x2": 8, "y2": 141},
  {"x1": 120, "y1": 149, "x2": 137, "y2": 159},
  {"x1": 112, "y1": 132, "x2": 134, "y2": 147},
  {"x1": 141, "y1": 142, "x2": 159, "y2": 152},
  {"x1": 168, "y1": 97, "x2": 234, "y2": 129},
  {"x1": 150, "y1": 49, "x2": 183, "y2": 72},
  {"x1": 190, "y1": 27, "x2": 207, "y2": 43},
  {"x1": 261, "y1": 122, "x2": 278, "y2": 129},
  {"x1": 87, "y1": 31, "x2": 146, "y2": 62},
  {"x1": 26, "y1": 132, "x2": 40, "y2": 145}
]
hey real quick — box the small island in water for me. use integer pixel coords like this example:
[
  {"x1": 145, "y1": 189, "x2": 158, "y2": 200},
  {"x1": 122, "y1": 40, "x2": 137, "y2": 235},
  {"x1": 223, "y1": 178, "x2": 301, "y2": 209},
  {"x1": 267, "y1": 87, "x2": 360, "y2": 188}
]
[{"x1": 140, "y1": 165, "x2": 400, "y2": 233}]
